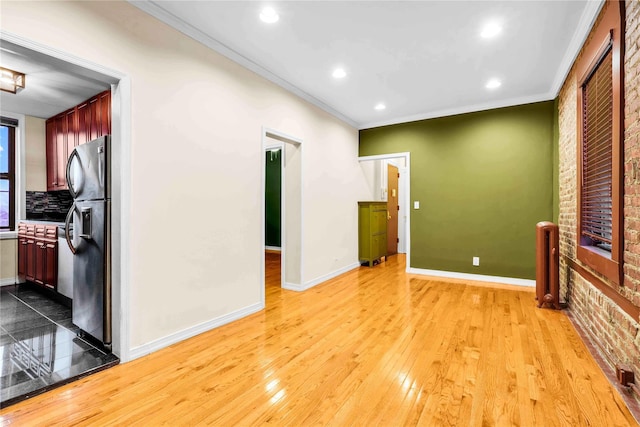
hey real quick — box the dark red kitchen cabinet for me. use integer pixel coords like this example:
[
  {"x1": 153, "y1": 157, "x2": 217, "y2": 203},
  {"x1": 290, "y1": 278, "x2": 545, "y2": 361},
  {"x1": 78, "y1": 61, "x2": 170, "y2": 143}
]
[
  {"x1": 98, "y1": 90, "x2": 111, "y2": 136},
  {"x1": 21, "y1": 223, "x2": 37, "y2": 282},
  {"x1": 46, "y1": 89, "x2": 111, "y2": 191},
  {"x1": 34, "y1": 240, "x2": 46, "y2": 286},
  {"x1": 65, "y1": 109, "x2": 77, "y2": 159},
  {"x1": 45, "y1": 120, "x2": 57, "y2": 191},
  {"x1": 77, "y1": 101, "x2": 90, "y2": 145},
  {"x1": 25, "y1": 237, "x2": 36, "y2": 282},
  {"x1": 18, "y1": 237, "x2": 28, "y2": 277},
  {"x1": 54, "y1": 114, "x2": 67, "y2": 190},
  {"x1": 17, "y1": 223, "x2": 27, "y2": 277},
  {"x1": 18, "y1": 223, "x2": 57, "y2": 290},
  {"x1": 43, "y1": 240, "x2": 58, "y2": 289},
  {"x1": 88, "y1": 97, "x2": 99, "y2": 141}
]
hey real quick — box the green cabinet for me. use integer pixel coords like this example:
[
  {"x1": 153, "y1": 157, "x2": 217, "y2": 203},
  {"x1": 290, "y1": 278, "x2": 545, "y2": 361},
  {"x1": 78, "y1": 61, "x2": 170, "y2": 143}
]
[{"x1": 358, "y1": 201, "x2": 387, "y2": 266}]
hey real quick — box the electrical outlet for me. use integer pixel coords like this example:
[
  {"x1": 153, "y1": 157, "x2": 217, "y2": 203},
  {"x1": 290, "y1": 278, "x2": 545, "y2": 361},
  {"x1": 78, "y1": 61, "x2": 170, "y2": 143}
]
[{"x1": 473, "y1": 257, "x2": 480, "y2": 266}]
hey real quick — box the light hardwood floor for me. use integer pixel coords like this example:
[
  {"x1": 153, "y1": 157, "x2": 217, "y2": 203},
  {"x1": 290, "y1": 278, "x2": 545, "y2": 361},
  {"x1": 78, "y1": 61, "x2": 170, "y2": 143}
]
[{"x1": 1, "y1": 254, "x2": 637, "y2": 426}]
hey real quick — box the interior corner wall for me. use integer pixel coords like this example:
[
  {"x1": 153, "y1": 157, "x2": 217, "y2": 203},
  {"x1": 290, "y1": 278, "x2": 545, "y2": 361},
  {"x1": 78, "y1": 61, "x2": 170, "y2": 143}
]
[
  {"x1": 24, "y1": 115, "x2": 47, "y2": 192},
  {"x1": 0, "y1": 1, "x2": 367, "y2": 352},
  {"x1": 265, "y1": 151, "x2": 281, "y2": 248},
  {"x1": 359, "y1": 101, "x2": 555, "y2": 280},
  {"x1": 557, "y1": 0, "x2": 640, "y2": 379},
  {"x1": 552, "y1": 97, "x2": 560, "y2": 224}
]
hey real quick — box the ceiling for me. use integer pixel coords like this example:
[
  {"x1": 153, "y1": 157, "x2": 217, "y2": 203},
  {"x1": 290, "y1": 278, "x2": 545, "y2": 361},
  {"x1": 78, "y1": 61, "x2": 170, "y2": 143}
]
[
  {"x1": 1, "y1": 2, "x2": 601, "y2": 127},
  {"x1": 0, "y1": 40, "x2": 114, "y2": 119},
  {"x1": 132, "y1": 0, "x2": 602, "y2": 129}
]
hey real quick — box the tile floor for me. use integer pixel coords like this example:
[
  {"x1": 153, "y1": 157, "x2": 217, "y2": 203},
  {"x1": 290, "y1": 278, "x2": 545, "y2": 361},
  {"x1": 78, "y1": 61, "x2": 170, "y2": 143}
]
[{"x1": 0, "y1": 284, "x2": 118, "y2": 409}]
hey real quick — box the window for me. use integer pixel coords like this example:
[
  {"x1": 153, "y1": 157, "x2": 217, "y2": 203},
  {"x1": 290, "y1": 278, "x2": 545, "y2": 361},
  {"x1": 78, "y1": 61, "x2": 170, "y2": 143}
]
[
  {"x1": 576, "y1": 1, "x2": 624, "y2": 285},
  {"x1": 581, "y1": 47, "x2": 613, "y2": 251},
  {"x1": 0, "y1": 117, "x2": 17, "y2": 231}
]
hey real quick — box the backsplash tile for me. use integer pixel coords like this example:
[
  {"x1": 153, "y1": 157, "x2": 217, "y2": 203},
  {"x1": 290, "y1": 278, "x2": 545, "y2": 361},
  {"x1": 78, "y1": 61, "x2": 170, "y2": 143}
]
[{"x1": 26, "y1": 191, "x2": 73, "y2": 221}]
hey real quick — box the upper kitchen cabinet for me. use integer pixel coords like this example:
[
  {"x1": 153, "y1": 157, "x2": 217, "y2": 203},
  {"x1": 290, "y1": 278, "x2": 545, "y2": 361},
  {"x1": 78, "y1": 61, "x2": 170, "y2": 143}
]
[
  {"x1": 46, "y1": 90, "x2": 111, "y2": 191},
  {"x1": 77, "y1": 90, "x2": 111, "y2": 145}
]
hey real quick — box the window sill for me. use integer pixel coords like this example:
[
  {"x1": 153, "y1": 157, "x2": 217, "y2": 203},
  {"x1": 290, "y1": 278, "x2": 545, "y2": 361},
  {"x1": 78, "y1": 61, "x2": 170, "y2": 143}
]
[
  {"x1": 577, "y1": 244, "x2": 621, "y2": 286},
  {"x1": 0, "y1": 231, "x2": 17, "y2": 240}
]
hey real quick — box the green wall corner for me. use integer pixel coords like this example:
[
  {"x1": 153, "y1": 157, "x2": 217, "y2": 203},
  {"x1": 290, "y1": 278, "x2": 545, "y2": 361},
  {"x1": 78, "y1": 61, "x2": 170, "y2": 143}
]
[
  {"x1": 552, "y1": 97, "x2": 560, "y2": 224},
  {"x1": 359, "y1": 101, "x2": 555, "y2": 280}
]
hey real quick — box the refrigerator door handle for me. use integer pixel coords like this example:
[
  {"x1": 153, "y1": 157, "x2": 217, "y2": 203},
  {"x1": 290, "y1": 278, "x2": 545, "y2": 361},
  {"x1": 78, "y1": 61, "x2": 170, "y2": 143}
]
[
  {"x1": 65, "y1": 203, "x2": 78, "y2": 255},
  {"x1": 98, "y1": 144, "x2": 104, "y2": 189},
  {"x1": 66, "y1": 148, "x2": 81, "y2": 199}
]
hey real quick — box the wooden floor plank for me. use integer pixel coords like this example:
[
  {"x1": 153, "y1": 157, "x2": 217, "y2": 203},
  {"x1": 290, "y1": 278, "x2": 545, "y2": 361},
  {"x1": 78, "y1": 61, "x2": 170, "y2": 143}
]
[{"x1": 0, "y1": 253, "x2": 637, "y2": 426}]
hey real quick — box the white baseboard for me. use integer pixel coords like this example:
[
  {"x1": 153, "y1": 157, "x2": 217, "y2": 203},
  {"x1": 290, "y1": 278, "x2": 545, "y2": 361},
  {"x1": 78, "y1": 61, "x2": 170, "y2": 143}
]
[
  {"x1": 407, "y1": 267, "x2": 535, "y2": 287},
  {"x1": 282, "y1": 281, "x2": 304, "y2": 291},
  {"x1": 0, "y1": 277, "x2": 18, "y2": 286},
  {"x1": 128, "y1": 302, "x2": 264, "y2": 361},
  {"x1": 265, "y1": 246, "x2": 281, "y2": 252},
  {"x1": 283, "y1": 262, "x2": 360, "y2": 292}
]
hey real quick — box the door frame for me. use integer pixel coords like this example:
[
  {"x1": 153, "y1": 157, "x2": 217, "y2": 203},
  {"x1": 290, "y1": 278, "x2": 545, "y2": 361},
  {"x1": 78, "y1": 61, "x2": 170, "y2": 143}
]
[
  {"x1": 1, "y1": 30, "x2": 132, "y2": 362},
  {"x1": 358, "y1": 152, "x2": 411, "y2": 271},
  {"x1": 261, "y1": 127, "x2": 304, "y2": 303}
]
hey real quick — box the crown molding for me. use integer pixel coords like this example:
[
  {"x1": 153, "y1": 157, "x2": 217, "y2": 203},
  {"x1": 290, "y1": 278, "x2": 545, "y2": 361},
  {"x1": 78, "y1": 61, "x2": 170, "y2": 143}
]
[
  {"x1": 128, "y1": 1, "x2": 358, "y2": 129},
  {"x1": 550, "y1": 0, "x2": 605, "y2": 97},
  {"x1": 359, "y1": 92, "x2": 554, "y2": 130}
]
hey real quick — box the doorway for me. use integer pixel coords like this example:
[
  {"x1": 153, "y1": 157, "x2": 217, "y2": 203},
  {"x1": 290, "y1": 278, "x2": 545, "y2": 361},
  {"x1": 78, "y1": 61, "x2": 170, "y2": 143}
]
[
  {"x1": 1, "y1": 33, "x2": 131, "y2": 362},
  {"x1": 261, "y1": 128, "x2": 303, "y2": 303},
  {"x1": 358, "y1": 152, "x2": 411, "y2": 270}
]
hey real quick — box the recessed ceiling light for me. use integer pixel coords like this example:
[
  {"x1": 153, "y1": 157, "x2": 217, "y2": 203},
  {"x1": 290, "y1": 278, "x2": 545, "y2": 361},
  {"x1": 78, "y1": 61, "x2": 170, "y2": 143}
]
[
  {"x1": 260, "y1": 7, "x2": 279, "y2": 24},
  {"x1": 480, "y1": 22, "x2": 502, "y2": 39},
  {"x1": 374, "y1": 103, "x2": 386, "y2": 111},
  {"x1": 486, "y1": 78, "x2": 502, "y2": 89},
  {"x1": 332, "y1": 68, "x2": 347, "y2": 79}
]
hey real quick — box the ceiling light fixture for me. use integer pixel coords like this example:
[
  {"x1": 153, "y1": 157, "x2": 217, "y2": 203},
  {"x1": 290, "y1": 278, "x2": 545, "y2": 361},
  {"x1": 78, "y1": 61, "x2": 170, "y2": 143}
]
[
  {"x1": 480, "y1": 22, "x2": 502, "y2": 39},
  {"x1": 485, "y1": 78, "x2": 502, "y2": 89},
  {"x1": 332, "y1": 68, "x2": 347, "y2": 79},
  {"x1": 374, "y1": 103, "x2": 386, "y2": 111},
  {"x1": 0, "y1": 67, "x2": 25, "y2": 94},
  {"x1": 260, "y1": 7, "x2": 279, "y2": 24}
]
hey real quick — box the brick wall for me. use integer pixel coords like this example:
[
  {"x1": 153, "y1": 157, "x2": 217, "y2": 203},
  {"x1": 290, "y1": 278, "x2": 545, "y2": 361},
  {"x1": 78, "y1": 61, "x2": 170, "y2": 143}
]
[{"x1": 558, "y1": 0, "x2": 640, "y2": 381}]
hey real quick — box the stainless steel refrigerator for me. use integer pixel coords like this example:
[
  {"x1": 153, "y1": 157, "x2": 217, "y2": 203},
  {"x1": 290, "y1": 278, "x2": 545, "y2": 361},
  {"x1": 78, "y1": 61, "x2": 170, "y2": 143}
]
[{"x1": 64, "y1": 135, "x2": 112, "y2": 351}]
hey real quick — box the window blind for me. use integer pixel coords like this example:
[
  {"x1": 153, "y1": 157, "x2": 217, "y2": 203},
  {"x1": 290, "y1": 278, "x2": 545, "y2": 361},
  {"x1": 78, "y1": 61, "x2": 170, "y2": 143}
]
[{"x1": 581, "y1": 48, "x2": 613, "y2": 247}]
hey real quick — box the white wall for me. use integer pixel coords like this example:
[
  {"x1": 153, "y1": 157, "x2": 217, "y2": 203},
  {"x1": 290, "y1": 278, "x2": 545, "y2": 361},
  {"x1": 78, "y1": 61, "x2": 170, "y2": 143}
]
[
  {"x1": 359, "y1": 160, "x2": 382, "y2": 201},
  {"x1": 0, "y1": 1, "x2": 370, "y2": 355},
  {"x1": 0, "y1": 238, "x2": 17, "y2": 285},
  {"x1": 25, "y1": 115, "x2": 46, "y2": 191}
]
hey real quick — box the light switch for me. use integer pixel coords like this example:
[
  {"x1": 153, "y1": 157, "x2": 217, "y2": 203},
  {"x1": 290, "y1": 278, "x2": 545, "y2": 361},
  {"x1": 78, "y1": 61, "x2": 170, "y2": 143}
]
[{"x1": 414, "y1": 201, "x2": 420, "y2": 209}]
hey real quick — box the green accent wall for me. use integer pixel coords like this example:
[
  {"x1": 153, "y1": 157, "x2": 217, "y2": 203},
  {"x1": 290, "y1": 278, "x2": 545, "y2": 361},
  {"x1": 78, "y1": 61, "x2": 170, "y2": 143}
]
[
  {"x1": 359, "y1": 101, "x2": 555, "y2": 279},
  {"x1": 265, "y1": 150, "x2": 281, "y2": 247}
]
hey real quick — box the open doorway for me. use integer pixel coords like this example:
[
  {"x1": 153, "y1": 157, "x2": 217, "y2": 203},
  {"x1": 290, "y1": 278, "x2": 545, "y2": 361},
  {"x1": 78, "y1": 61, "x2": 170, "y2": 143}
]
[
  {"x1": 261, "y1": 128, "x2": 303, "y2": 303},
  {"x1": 358, "y1": 153, "x2": 411, "y2": 269},
  {"x1": 264, "y1": 146, "x2": 282, "y2": 290},
  {"x1": 0, "y1": 33, "x2": 131, "y2": 407}
]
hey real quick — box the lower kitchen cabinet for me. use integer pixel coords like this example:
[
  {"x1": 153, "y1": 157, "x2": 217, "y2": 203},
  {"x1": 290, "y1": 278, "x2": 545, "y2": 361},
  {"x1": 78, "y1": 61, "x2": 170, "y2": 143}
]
[
  {"x1": 18, "y1": 222, "x2": 58, "y2": 290},
  {"x1": 358, "y1": 201, "x2": 388, "y2": 267}
]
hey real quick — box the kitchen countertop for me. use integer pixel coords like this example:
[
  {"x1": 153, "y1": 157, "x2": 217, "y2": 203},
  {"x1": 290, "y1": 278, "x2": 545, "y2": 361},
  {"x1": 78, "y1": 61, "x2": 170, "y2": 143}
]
[
  {"x1": 19, "y1": 219, "x2": 67, "y2": 228},
  {"x1": 19, "y1": 220, "x2": 73, "y2": 238}
]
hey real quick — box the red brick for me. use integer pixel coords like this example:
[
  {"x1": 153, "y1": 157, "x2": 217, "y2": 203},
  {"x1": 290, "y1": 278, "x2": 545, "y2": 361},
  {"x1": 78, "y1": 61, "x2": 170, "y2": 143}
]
[{"x1": 558, "y1": 0, "x2": 640, "y2": 378}]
